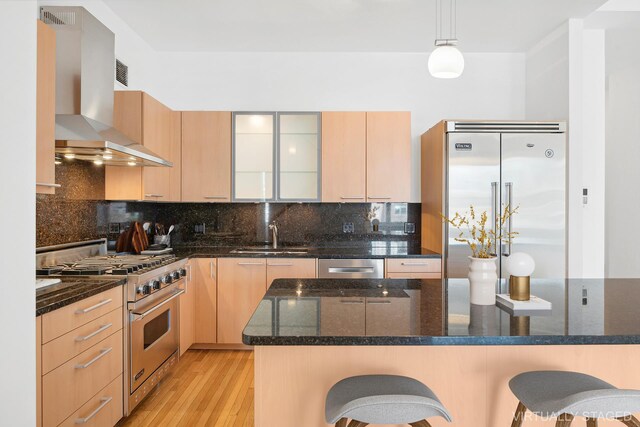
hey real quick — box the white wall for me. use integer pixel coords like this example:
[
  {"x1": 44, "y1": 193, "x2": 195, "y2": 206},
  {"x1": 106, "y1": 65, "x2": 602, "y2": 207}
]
[
  {"x1": 155, "y1": 51, "x2": 527, "y2": 201},
  {"x1": 0, "y1": 1, "x2": 37, "y2": 423},
  {"x1": 525, "y1": 20, "x2": 606, "y2": 279},
  {"x1": 605, "y1": 28, "x2": 640, "y2": 277}
]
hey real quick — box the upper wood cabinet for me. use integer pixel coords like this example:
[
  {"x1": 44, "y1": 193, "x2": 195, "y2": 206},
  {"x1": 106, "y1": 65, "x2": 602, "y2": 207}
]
[
  {"x1": 366, "y1": 112, "x2": 411, "y2": 202},
  {"x1": 182, "y1": 112, "x2": 232, "y2": 202},
  {"x1": 105, "y1": 91, "x2": 181, "y2": 201},
  {"x1": 321, "y1": 111, "x2": 411, "y2": 203},
  {"x1": 36, "y1": 20, "x2": 58, "y2": 194},
  {"x1": 321, "y1": 112, "x2": 367, "y2": 202}
]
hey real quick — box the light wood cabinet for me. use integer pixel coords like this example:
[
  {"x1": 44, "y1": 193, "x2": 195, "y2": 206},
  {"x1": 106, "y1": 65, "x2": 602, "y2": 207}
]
[
  {"x1": 181, "y1": 112, "x2": 232, "y2": 202},
  {"x1": 37, "y1": 317, "x2": 42, "y2": 427},
  {"x1": 57, "y1": 375, "x2": 123, "y2": 427},
  {"x1": 217, "y1": 258, "x2": 267, "y2": 344},
  {"x1": 105, "y1": 91, "x2": 181, "y2": 201},
  {"x1": 266, "y1": 258, "x2": 317, "y2": 287},
  {"x1": 193, "y1": 258, "x2": 217, "y2": 344},
  {"x1": 366, "y1": 111, "x2": 412, "y2": 202},
  {"x1": 36, "y1": 20, "x2": 57, "y2": 194},
  {"x1": 180, "y1": 261, "x2": 196, "y2": 353},
  {"x1": 385, "y1": 257, "x2": 442, "y2": 279},
  {"x1": 321, "y1": 112, "x2": 367, "y2": 202}
]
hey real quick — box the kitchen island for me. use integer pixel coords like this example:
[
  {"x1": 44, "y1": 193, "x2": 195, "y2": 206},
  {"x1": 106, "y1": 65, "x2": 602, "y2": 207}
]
[{"x1": 243, "y1": 278, "x2": 640, "y2": 427}]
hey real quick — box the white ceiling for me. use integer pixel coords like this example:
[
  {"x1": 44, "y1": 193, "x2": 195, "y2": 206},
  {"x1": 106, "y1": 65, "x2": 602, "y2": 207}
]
[{"x1": 102, "y1": 0, "x2": 606, "y2": 53}]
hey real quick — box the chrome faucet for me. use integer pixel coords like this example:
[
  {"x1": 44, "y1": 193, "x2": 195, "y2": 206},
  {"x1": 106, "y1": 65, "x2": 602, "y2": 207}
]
[{"x1": 268, "y1": 221, "x2": 279, "y2": 249}]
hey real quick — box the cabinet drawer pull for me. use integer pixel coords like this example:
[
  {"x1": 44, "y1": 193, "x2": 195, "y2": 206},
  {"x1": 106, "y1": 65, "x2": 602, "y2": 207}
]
[
  {"x1": 75, "y1": 396, "x2": 112, "y2": 424},
  {"x1": 36, "y1": 182, "x2": 61, "y2": 188},
  {"x1": 75, "y1": 298, "x2": 113, "y2": 314},
  {"x1": 367, "y1": 300, "x2": 392, "y2": 304},
  {"x1": 75, "y1": 323, "x2": 113, "y2": 342},
  {"x1": 204, "y1": 196, "x2": 227, "y2": 199},
  {"x1": 368, "y1": 196, "x2": 391, "y2": 200},
  {"x1": 340, "y1": 196, "x2": 364, "y2": 200},
  {"x1": 340, "y1": 300, "x2": 364, "y2": 304},
  {"x1": 237, "y1": 262, "x2": 265, "y2": 266},
  {"x1": 75, "y1": 347, "x2": 112, "y2": 369},
  {"x1": 267, "y1": 263, "x2": 293, "y2": 267},
  {"x1": 144, "y1": 194, "x2": 164, "y2": 198},
  {"x1": 400, "y1": 262, "x2": 429, "y2": 266}
]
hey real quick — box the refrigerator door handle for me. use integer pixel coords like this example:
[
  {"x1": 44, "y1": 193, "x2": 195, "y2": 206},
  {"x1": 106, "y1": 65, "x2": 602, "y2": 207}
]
[
  {"x1": 504, "y1": 182, "x2": 514, "y2": 256},
  {"x1": 491, "y1": 181, "x2": 499, "y2": 255}
]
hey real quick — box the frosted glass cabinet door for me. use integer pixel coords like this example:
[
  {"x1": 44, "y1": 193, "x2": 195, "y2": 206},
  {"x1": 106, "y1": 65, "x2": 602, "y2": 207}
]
[
  {"x1": 278, "y1": 113, "x2": 321, "y2": 201},
  {"x1": 234, "y1": 113, "x2": 276, "y2": 200}
]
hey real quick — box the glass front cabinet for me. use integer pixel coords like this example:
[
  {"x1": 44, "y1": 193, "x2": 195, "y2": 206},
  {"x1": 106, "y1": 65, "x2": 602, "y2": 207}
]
[{"x1": 233, "y1": 112, "x2": 321, "y2": 202}]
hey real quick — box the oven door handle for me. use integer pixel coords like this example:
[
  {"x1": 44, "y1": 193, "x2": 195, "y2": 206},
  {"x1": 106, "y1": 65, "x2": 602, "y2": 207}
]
[{"x1": 131, "y1": 289, "x2": 185, "y2": 321}]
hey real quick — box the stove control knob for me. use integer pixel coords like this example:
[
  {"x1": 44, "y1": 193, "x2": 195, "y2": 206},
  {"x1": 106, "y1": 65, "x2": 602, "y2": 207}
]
[
  {"x1": 163, "y1": 274, "x2": 173, "y2": 284},
  {"x1": 152, "y1": 280, "x2": 161, "y2": 290},
  {"x1": 179, "y1": 268, "x2": 187, "y2": 277},
  {"x1": 171, "y1": 271, "x2": 181, "y2": 280},
  {"x1": 138, "y1": 285, "x2": 151, "y2": 295}
]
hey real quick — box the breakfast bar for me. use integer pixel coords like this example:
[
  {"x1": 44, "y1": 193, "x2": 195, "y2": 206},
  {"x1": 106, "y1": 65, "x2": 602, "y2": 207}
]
[{"x1": 243, "y1": 278, "x2": 640, "y2": 427}]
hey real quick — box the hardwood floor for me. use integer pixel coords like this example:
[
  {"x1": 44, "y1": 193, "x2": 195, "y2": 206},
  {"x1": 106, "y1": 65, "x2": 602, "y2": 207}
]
[{"x1": 118, "y1": 350, "x2": 254, "y2": 427}]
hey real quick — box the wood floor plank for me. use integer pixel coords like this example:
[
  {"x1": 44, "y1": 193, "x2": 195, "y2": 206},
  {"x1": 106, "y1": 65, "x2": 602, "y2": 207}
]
[{"x1": 118, "y1": 350, "x2": 254, "y2": 427}]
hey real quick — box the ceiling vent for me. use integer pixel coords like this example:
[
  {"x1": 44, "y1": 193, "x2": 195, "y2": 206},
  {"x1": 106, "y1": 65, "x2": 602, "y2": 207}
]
[{"x1": 116, "y1": 59, "x2": 128, "y2": 87}]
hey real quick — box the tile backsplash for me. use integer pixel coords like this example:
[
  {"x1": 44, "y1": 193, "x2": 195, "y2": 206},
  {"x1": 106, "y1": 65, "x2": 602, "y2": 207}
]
[{"x1": 36, "y1": 162, "x2": 421, "y2": 249}]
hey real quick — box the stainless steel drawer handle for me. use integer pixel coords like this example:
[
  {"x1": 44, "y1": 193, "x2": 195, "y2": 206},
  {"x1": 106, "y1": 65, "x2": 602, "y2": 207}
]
[
  {"x1": 75, "y1": 347, "x2": 112, "y2": 369},
  {"x1": 328, "y1": 267, "x2": 374, "y2": 274},
  {"x1": 144, "y1": 194, "x2": 164, "y2": 198},
  {"x1": 75, "y1": 323, "x2": 113, "y2": 342},
  {"x1": 36, "y1": 182, "x2": 61, "y2": 188},
  {"x1": 267, "y1": 263, "x2": 293, "y2": 267},
  {"x1": 75, "y1": 298, "x2": 113, "y2": 315},
  {"x1": 204, "y1": 196, "x2": 227, "y2": 199},
  {"x1": 367, "y1": 300, "x2": 392, "y2": 304},
  {"x1": 340, "y1": 196, "x2": 365, "y2": 200},
  {"x1": 340, "y1": 300, "x2": 364, "y2": 304},
  {"x1": 400, "y1": 262, "x2": 429, "y2": 266},
  {"x1": 237, "y1": 262, "x2": 265, "y2": 266},
  {"x1": 368, "y1": 197, "x2": 391, "y2": 200},
  {"x1": 131, "y1": 289, "x2": 185, "y2": 320},
  {"x1": 75, "y1": 396, "x2": 112, "y2": 424}
]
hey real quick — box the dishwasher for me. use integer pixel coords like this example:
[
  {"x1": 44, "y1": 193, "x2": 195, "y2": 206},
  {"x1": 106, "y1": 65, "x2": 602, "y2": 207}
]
[{"x1": 317, "y1": 259, "x2": 384, "y2": 279}]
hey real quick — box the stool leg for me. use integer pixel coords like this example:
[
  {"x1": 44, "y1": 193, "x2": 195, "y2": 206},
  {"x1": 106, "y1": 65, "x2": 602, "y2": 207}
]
[
  {"x1": 410, "y1": 421, "x2": 433, "y2": 427},
  {"x1": 586, "y1": 418, "x2": 598, "y2": 427},
  {"x1": 555, "y1": 413, "x2": 575, "y2": 427},
  {"x1": 347, "y1": 421, "x2": 368, "y2": 427},
  {"x1": 616, "y1": 415, "x2": 640, "y2": 427},
  {"x1": 335, "y1": 419, "x2": 348, "y2": 427},
  {"x1": 511, "y1": 401, "x2": 527, "y2": 427}
]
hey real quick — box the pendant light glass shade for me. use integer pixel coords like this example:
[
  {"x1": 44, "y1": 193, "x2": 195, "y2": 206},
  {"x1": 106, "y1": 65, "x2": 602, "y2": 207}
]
[{"x1": 428, "y1": 44, "x2": 464, "y2": 79}]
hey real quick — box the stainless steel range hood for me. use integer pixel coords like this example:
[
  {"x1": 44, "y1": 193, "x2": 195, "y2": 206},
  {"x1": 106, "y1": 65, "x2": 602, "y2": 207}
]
[{"x1": 40, "y1": 6, "x2": 171, "y2": 167}]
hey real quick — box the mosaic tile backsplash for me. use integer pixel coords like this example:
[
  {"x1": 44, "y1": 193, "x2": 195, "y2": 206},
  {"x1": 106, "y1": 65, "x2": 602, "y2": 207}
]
[{"x1": 36, "y1": 163, "x2": 421, "y2": 248}]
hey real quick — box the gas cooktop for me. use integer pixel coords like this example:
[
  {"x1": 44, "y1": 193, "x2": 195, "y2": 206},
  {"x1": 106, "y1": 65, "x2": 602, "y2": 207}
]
[{"x1": 36, "y1": 254, "x2": 179, "y2": 276}]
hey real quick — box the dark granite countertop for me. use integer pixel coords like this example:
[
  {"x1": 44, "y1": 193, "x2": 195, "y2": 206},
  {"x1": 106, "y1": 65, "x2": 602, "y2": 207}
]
[
  {"x1": 174, "y1": 244, "x2": 440, "y2": 259},
  {"x1": 36, "y1": 276, "x2": 126, "y2": 316},
  {"x1": 243, "y1": 278, "x2": 640, "y2": 346}
]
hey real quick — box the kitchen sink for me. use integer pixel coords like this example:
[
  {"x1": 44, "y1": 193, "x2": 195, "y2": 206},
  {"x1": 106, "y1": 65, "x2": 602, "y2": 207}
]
[{"x1": 230, "y1": 246, "x2": 310, "y2": 255}]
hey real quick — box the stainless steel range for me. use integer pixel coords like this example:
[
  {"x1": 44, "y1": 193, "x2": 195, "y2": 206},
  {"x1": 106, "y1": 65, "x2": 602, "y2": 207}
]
[{"x1": 36, "y1": 239, "x2": 188, "y2": 415}]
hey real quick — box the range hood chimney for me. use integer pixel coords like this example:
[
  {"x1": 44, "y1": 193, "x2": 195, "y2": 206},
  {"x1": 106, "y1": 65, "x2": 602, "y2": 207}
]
[{"x1": 40, "y1": 6, "x2": 171, "y2": 167}]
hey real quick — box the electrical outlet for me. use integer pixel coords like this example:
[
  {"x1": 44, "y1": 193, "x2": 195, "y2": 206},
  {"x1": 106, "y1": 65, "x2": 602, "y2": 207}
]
[
  {"x1": 108, "y1": 223, "x2": 120, "y2": 234},
  {"x1": 194, "y1": 223, "x2": 206, "y2": 234},
  {"x1": 404, "y1": 222, "x2": 416, "y2": 234},
  {"x1": 343, "y1": 222, "x2": 355, "y2": 234}
]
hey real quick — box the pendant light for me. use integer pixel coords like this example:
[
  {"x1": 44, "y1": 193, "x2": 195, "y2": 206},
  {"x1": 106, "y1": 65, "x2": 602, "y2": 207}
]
[{"x1": 428, "y1": 0, "x2": 464, "y2": 79}]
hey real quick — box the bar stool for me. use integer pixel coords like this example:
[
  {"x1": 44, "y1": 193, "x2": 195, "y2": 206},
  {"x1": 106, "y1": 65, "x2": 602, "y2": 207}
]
[
  {"x1": 509, "y1": 371, "x2": 640, "y2": 426},
  {"x1": 325, "y1": 374, "x2": 452, "y2": 427}
]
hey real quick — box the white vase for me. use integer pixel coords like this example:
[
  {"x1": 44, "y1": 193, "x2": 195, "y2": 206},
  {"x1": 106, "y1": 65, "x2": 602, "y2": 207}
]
[{"x1": 468, "y1": 256, "x2": 498, "y2": 305}]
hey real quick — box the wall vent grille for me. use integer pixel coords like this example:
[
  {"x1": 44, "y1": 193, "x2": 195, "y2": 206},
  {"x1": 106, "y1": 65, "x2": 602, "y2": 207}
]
[
  {"x1": 116, "y1": 59, "x2": 129, "y2": 87},
  {"x1": 40, "y1": 8, "x2": 76, "y2": 26}
]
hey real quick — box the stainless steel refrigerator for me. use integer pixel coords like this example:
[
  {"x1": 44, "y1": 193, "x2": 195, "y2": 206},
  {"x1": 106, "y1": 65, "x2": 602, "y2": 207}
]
[{"x1": 421, "y1": 121, "x2": 567, "y2": 280}]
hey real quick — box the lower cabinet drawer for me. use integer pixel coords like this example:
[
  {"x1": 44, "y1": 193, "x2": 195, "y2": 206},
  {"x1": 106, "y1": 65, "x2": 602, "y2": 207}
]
[
  {"x1": 386, "y1": 258, "x2": 441, "y2": 274},
  {"x1": 387, "y1": 272, "x2": 441, "y2": 279},
  {"x1": 42, "y1": 330, "x2": 123, "y2": 427},
  {"x1": 57, "y1": 375, "x2": 123, "y2": 427},
  {"x1": 42, "y1": 308, "x2": 123, "y2": 375}
]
